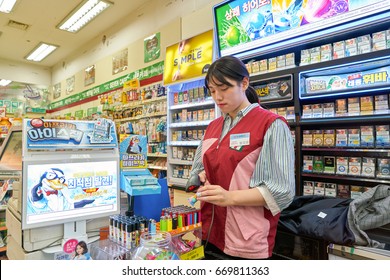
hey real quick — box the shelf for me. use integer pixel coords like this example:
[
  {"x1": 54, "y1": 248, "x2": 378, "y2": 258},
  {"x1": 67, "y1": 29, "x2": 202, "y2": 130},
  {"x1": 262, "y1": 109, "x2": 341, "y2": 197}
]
[
  {"x1": 147, "y1": 165, "x2": 167, "y2": 170},
  {"x1": 168, "y1": 177, "x2": 187, "y2": 188},
  {"x1": 147, "y1": 153, "x2": 167, "y2": 158},
  {"x1": 301, "y1": 173, "x2": 390, "y2": 184},
  {"x1": 169, "y1": 120, "x2": 212, "y2": 128},
  {"x1": 170, "y1": 99, "x2": 214, "y2": 110},
  {"x1": 302, "y1": 148, "x2": 390, "y2": 156},
  {"x1": 300, "y1": 114, "x2": 390, "y2": 126},
  {"x1": 170, "y1": 159, "x2": 193, "y2": 166},
  {"x1": 168, "y1": 141, "x2": 200, "y2": 147},
  {"x1": 115, "y1": 112, "x2": 167, "y2": 122}
]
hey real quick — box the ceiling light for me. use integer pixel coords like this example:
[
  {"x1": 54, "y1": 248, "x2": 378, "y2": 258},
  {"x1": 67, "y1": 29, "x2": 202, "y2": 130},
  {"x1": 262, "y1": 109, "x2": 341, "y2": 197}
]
[
  {"x1": 0, "y1": 0, "x2": 16, "y2": 13},
  {"x1": 57, "y1": 0, "x2": 112, "y2": 33},
  {"x1": 0, "y1": 79, "x2": 12, "y2": 86},
  {"x1": 25, "y1": 42, "x2": 58, "y2": 62}
]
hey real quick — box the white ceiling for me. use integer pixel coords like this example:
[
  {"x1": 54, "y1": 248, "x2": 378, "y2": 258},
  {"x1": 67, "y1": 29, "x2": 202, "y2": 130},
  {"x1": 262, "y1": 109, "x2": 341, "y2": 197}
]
[{"x1": 0, "y1": 0, "x2": 152, "y2": 68}]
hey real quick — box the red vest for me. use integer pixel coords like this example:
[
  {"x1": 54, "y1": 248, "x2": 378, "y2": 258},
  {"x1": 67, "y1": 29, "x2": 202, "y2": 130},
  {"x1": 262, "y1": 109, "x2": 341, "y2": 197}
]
[{"x1": 201, "y1": 106, "x2": 283, "y2": 258}]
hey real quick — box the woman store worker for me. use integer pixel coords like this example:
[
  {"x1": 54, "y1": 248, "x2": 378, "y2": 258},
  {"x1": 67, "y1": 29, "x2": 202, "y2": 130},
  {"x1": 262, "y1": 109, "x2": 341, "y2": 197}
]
[{"x1": 190, "y1": 55, "x2": 295, "y2": 259}]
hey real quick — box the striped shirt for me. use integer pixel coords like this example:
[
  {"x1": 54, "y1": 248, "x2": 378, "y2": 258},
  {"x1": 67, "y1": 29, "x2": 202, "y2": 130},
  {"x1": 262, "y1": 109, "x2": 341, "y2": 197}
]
[{"x1": 190, "y1": 103, "x2": 295, "y2": 214}]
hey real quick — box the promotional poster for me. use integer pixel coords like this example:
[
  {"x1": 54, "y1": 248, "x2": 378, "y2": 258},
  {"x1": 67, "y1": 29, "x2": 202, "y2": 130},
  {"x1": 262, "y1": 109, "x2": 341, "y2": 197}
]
[
  {"x1": 24, "y1": 118, "x2": 118, "y2": 150},
  {"x1": 25, "y1": 161, "x2": 118, "y2": 227},
  {"x1": 214, "y1": 0, "x2": 386, "y2": 56},
  {"x1": 163, "y1": 30, "x2": 213, "y2": 85},
  {"x1": 119, "y1": 134, "x2": 148, "y2": 169}
]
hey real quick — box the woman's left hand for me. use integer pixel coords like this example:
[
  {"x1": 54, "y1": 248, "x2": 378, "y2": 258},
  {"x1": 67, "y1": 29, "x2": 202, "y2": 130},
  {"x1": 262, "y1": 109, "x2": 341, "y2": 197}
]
[{"x1": 196, "y1": 185, "x2": 233, "y2": 207}]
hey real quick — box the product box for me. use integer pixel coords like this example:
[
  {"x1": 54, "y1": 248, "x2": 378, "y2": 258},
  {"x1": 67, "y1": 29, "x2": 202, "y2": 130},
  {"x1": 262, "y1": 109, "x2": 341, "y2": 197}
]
[
  {"x1": 251, "y1": 61, "x2": 260, "y2": 73},
  {"x1": 333, "y1": 41, "x2": 345, "y2": 59},
  {"x1": 302, "y1": 130, "x2": 313, "y2": 147},
  {"x1": 320, "y1": 44, "x2": 333, "y2": 61},
  {"x1": 325, "y1": 183, "x2": 337, "y2": 197},
  {"x1": 310, "y1": 47, "x2": 321, "y2": 63},
  {"x1": 357, "y1": 35, "x2": 371, "y2": 54},
  {"x1": 360, "y1": 126, "x2": 375, "y2": 147},
  {"x1": 348, "y1": 157, "x2": 362, "y2": 176},
  {"x1": 387, "y1": 29, "x2": 390, "y2": 49},
  {"x1": 260, "y1": 59, "x2": 268, "y2": 72},
  {"x1": 312, "y1": 103, "x2": 323, "y2": 118},
  {"x1": 314, "y1": 181, "x2": 325, "y2": 195},
  {"x1": 361, "y1": 157, "x2": 376, "y2": 178},
  {"x1": 323, "y1": 156, "x2": 336, "y2": 174},
  {"x1": 285, "y1": 53, "x2": 295, "y2": 68},
  {"x1": 245, "y1": 63, "x2": 252, "y2": 74},
  {"x1": 347, "y1": 97, "x2": 360, "y2": 116},
  {"x1": 313, "y1": 156, "x2": 324, "y2": 173},
  {"x1": 374, "y1": 94, "x2": 389, "y2": 113},
  {"x1": 277, "y1": 55, "x2": 286, "y2": 69},
  {"x1": 345, "y1": 38, "x2": 358, "y2": 57},
  {"x1": 302, "y1": 104, "x2": 313, "y2": 118},
  {"x1": 375, "y1": 125, "x2": 390, "y2": 147},
  {"x1": 323, "y1": 102, "x2": 335, "y2": 118},
  {"x1": 336, "y1": 129, "x2": 348, "y2": 147},
  {"x1": 312, "y1": 130, "x2": 323, "y2": 146},
  {"x1": 303, "y1": 181, "x2": 315, "y2": 195},
  {"x1": 335, "y1": 99, "x2": 347, "y2": 116},
  {"x1": 277, "y1": 107, "x2": 287, "y2": 118},
  {"x1": 360, "y1": 96, "x2": 374, "y2": 114},
  {"x1": 336, "y1": 157, "x2": 349, "y2": 175},
  {"x1": 377, "y1": 158, "x2": 390, "y2": 178},
  {"x1": 372, "y1": 31, "x2": 387, "y2": 51},
  {"x1": 286, "y1": 106, "x2": 295, "y2": 120},
  {"x1": 300, "y1": 49, "x2": 311, "y2": 65},
  {"x1": 348, "y1": 128, "x2": 360, "y2": 147},
  {"x1": 337, "y1": 184, "x2": 350, "y2": 198},
  {"x1": 323, "y1": 129, "x2": 335, "y2": 146},
  {"x1": 350, "y1": 186, "x2": 365, "y2": 199},
  {"x1": 303, "y1": 155, "x2": 314, "y2": 172},
  {"x1": 268, "y1": 57, "x2": 277, "y2": 71}
]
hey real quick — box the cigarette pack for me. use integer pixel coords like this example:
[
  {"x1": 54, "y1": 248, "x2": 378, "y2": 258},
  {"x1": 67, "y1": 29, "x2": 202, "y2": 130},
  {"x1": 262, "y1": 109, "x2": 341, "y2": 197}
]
[
  {"x1": 336, "y1": 157, "x2": 349, "y2": 175},
  {"x1": 313, "y1": 156, "x2": 324, "y2": 173},
  {"x1": 260, "y1": 59, "x2": 268, "y2": 72},
  {"x1": 323, "y1": 156, "x2": 336, "y2": 174},
  {"x1": 361, "y1": 157, "x2": 376, "y2": 178},
  {"x1": 251, "y1": 61, "x2": 260, "y2": 73},
  {"x1": 333, "y1": 41, "x2": 345, "y2": 59},
  {"x1": 303, "y1": 130, "x2": 313, "y2": 147},
  {"x1": 335, "y1": 99, "x2": 347, "y2": 116},
  {"x1": 286, "y1": 106, "x2": 295, "y2": 120},
  {"x1": 377, "y1": 158, "x2": 390, "y2": 178},
  {"x1": 357, "y1": 35, "x2": 371, "y2": 54},
  {"x1": 314, "y1": 181, "x2": 325, "y2": 196},
  {"x1": 374, "y1": 94, "x2": 389, "y2": 112},
  {"x1": 360, "y1": 126, "x2": 374, "y2": 147},
  {"x1": 312, "y1": 103, "x2": 323, "y2": 118},
  {"x1": 303, "y1": 181, "x2": 315, "y2": 195},
  {"x1": 268, "y1": 57, "x2": 277, "y2": 71},
  {"x1": 325, "y1": 183, "x2": 337, "y2": 197},
  {"x1": 300, "y1": 49, "x2": 311, "y2": 65},
  {"x1": 323, "y1": 102, "x2": 335, "y2": 118},
  {"x1": 285, "y1": 53, "x2": 295, "y2": 68},
  {"x1": 350, "y1": 186, "x2": 365, "y2": 199},
  {"x1": 336, "y1": 129, "x2": 348, "y2": 147},
  {"x1": 313, "y1": 130, "x2": 323, "y2": 146},
  {"x1": 320, "y1": 44, "x2": 333, "y2": 61},
  {"x1": 277, "y1": 107, "x2": 287, "y2": 118},
  {"x1": 348, "y1": 128, "x2": 360, "y2": 147},
  {"x1": 302, "y1": 104, "x2": 313, "y2": 119},
  {"x1": 323, "y1": 129, "x2": 335, "y2": 146},
  {"x1": 337, "y1": 184, "x2": 350, "y2": 199},
  {"x1": 347, "y1": 97, "x2": 360, "y2": 116},
  {"x1": 277, "y1": 55, "x2": 286, "y2": 69},
  {"x1": 372, "y1": 31, "x2": 386, "y2": 51},
  {"x1": 360, "y1": 96, "x2": 374, "y2": 114},
  {"x1": 310, "y1": 47, "x2": 321, "y2": 64},
  {"x1": 303, "y1": 155, "x2": 313, "y2": 173},
  {"x1": 348, "y1": 157, "x2": 362, "y2": 176},
  {"x1": 345, "y1": 38, "x2": 358, "y2": 57},
  {"x1": 375, "y1": 125, "x2": 390, "y2": 148}
]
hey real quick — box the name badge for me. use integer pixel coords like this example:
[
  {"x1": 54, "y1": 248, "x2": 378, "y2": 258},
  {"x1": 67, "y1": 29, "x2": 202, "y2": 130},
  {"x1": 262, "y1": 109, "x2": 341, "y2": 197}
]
[{"x1": 230, "y1": 133, "x2": 250, "y2": 151}]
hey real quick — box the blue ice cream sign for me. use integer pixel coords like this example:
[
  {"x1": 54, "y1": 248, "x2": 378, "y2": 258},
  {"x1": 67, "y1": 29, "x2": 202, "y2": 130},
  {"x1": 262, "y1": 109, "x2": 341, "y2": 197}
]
[{"x1": 24, "y1": 118, "x2": 118, "y2": 150}]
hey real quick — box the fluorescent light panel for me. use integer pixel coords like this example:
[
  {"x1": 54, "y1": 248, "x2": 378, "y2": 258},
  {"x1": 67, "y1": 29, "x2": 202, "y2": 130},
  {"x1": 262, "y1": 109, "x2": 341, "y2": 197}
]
[
  {"x1": 0, "y1": 79, "x2": 12, "y2": 86},
  {"x1": 25, "y1": 43, "x2": 58, "y2": 62},
  {"x1": 0, "y1": 0, "x2": 16, "y2": 13},
  {"x1": 58, "y1": 0, "x2": 112, "y2": 33}
]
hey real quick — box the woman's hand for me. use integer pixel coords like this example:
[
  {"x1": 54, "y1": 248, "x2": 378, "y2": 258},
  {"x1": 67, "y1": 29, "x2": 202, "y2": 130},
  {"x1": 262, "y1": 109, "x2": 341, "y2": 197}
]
[{"x1": 196, "y1": 184, "x2": 233, "y2": 207}]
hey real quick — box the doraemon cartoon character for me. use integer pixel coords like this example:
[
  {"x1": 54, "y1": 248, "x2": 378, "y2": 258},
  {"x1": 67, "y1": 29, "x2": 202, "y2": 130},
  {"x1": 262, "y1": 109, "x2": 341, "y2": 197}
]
[
  {"x1": 30, "y1": 168, "x2": 94, "y2": 212},
  {"x1": 126, "y1": 135, "x2": 142, "y2": 154}
]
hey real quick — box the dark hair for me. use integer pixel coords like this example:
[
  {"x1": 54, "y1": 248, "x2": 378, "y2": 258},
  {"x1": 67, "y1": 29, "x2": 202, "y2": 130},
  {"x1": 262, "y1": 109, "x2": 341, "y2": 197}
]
[
  {"x1": 75, "y1": 241, "x2": 88, "y2": 255},
  {"x1": 205, "y1": 55, "x2": 259, "y2": 104}
]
